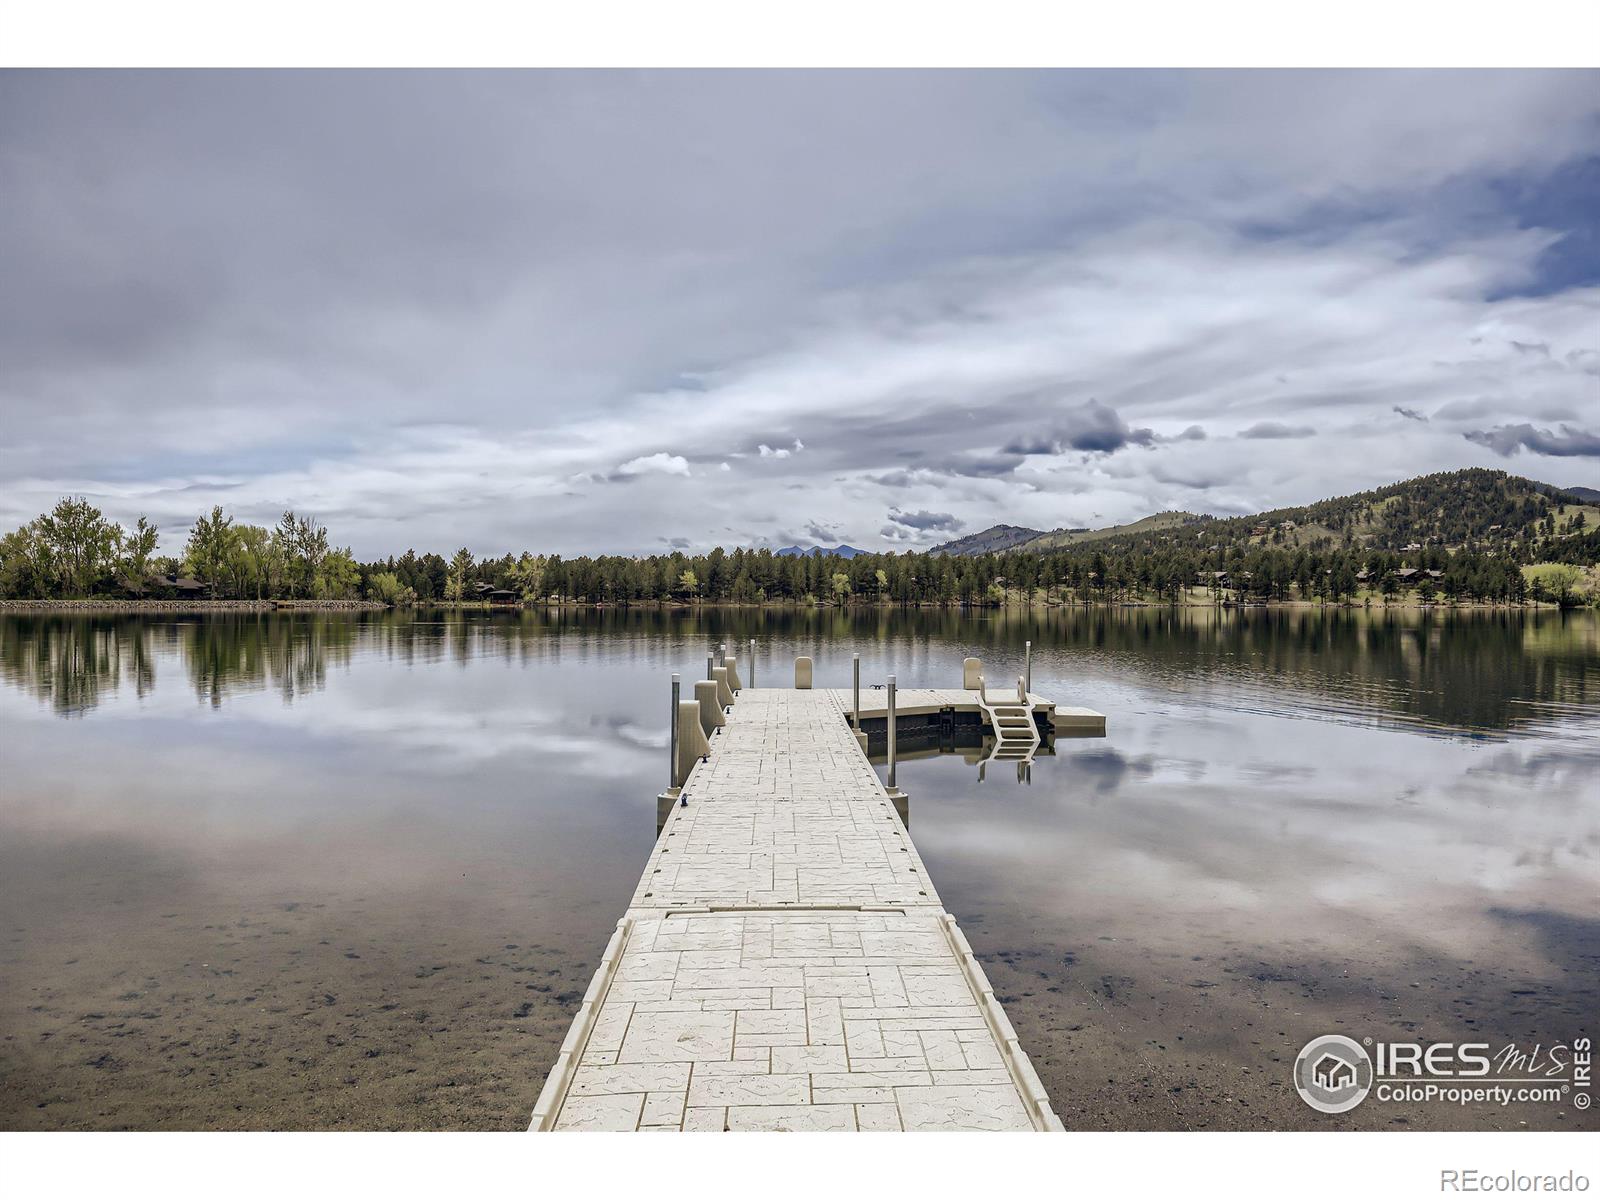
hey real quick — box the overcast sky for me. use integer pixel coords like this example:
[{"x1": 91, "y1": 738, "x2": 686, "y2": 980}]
[{"x1": 2, "y1": 70, "x2": 1597, "y2": 558}]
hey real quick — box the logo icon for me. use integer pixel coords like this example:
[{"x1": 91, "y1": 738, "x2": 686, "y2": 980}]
[{"x1": 1294, "y1": 1035, "x2": 1373, "y2": 1113}]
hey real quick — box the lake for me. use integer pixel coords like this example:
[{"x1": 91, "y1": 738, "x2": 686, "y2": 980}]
[{"x1": 1, "y1": 607, "x2": 1596, "y2": 1130}]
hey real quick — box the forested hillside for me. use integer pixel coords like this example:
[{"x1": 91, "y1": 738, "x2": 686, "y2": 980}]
[{"x1": 936, "y1": 470, "x2": 1596, "y2": 558}]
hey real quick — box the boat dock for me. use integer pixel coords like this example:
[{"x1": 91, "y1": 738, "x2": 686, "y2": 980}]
[
  {"x1": 531, "y1": 655, "x2": 1101, "y2": 1132},
  {"x1": 839, "y1": 687, "x2": 1106, "y2": 733}
]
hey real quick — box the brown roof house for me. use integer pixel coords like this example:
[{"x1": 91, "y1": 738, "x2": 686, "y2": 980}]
[
  {"x1": 472, "y1": 581, "x2": 520, "y2": 607},
  {"x1": 124, "y1": 571, "x2": 208, "y2": 598}
]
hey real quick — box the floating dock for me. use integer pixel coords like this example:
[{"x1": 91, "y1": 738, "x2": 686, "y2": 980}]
[
  {"x1": 837, "y1": 687, "x2": 1106, "y2": 735},
  {"x1": 532, "y1": 668, "x2": 1099, "y2": 1132}
]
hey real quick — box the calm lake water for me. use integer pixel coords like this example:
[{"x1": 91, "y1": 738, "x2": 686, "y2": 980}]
[{"x1": 1, "y1": 608, "x2": 1596, "y2": 1131}]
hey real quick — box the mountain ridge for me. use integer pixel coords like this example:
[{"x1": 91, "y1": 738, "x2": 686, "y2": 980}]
[{"x1": 928, "y1": 471, "x2": 1598, "y2": 557}]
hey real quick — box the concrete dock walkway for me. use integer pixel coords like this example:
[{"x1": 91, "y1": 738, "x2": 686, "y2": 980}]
[{"x1": 532, "y1": 686, "x2": 1066, "y2": 1132}]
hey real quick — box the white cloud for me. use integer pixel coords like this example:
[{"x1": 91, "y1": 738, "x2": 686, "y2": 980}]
[{"x1": 613, "y1": 452, "x2": 691, "y2": 478}]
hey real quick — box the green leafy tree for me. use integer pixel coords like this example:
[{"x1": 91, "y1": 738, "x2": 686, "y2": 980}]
[
  {"x1": 0, "y1": 522, "x2": 55, "y2": 598},
  {"x1": 37, "y1": 497, "x2": 123, "y2": 596},
  {"x1": 509, "y1": 551, "x2": 547, "y2": 601},
  {"x1": 366, "y1": 571, "x2": 403, "y2": 603},
  {"x1": 272, "y1": 512, "x2": 301, "y2": 597},
  {"x1": 315, "y1": 547, "x2": 361, "y2": 599},
  {"x1": 272, "y1": 510, "x2": 328, "y2": 598},
  {"x1": 831, "y1": 572, "x2": 852, "y2": 603},
  {"x1": 677, "y1": 568, "x2": 699, "y2": 599},
  {"x1": 229, "y1": 525, "x2": 271, "y2": 599},
  {"x1": 122, "y1": 516, "x2": 159, "y2": 581},
  {"x1": 184, "y1": 505, "x2": 237, "y2": 597},
  {"x1": 446, "y1": 547, "x2": 474, "y2": 601}
]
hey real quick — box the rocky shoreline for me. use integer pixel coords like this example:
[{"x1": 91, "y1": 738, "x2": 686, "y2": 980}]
[{"x1": 0, "y1": 599, "x2": 388, "y2": 613}]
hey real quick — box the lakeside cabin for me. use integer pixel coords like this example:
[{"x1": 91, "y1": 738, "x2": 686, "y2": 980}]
[
  {"x1": 121, "y1": 571, "x2": 208, "y2": 599},
  {"x1": 471, "y1": 581, "x2": 520, "y2": 607}
]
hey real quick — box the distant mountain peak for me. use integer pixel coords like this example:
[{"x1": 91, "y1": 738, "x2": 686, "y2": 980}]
[
  {"x1": 1534, "y1": 481, "x2": 1600, "y2": 504},
  {"x1": 927, "y1": 524, "x2": 1043, "y2": 555}
]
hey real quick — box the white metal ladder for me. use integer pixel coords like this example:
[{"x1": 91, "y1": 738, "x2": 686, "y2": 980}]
[{"x1": 975, "y1": 674, "x2": 1041, "y2": 768}]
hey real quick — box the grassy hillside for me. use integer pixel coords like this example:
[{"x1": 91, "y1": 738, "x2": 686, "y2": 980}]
[
  {"x1": 1024, "y1": 510, "x2": 1202, "y2": 551},
  {"x1": 928, "y1": 524, "x2": 1042, "y2": 556}
]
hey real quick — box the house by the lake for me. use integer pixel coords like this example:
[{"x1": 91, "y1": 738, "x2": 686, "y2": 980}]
[{"x1": 472, "y1": 581, "x2": 520, "y2": 607}]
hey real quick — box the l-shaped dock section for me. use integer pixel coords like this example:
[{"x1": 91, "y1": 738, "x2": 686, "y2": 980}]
[{"x1": 532, "y1": 670, "x2": 1099, "y2": 1131}]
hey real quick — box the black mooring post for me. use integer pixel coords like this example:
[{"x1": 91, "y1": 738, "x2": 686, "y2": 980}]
[
  {"x1": 669, "y1": 673, "x2": 680, "y2": 788},
  {"x1": 887, "y1": 674, "x2": 898, "y2": 791}
]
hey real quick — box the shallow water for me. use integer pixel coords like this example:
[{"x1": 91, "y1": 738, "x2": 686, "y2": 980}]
[{"x1": 1, "y1": 608, "x2": 1595, "y2": 1130}]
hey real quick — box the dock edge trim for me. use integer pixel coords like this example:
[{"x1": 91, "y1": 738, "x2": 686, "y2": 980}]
[
  {"x1": 937, "y1": 913, "x2": 1066, "y2": 1132},
  {"x1": 528, "y1": 915, "x2": 634, "y2": 1131}
]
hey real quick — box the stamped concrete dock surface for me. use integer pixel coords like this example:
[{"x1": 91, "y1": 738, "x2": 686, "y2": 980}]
[{"x1": 532, "y1": 687, "x2": 1065, "y2": 1132}]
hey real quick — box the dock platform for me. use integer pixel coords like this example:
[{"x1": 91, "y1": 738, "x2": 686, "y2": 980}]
[
  {"x1": 835, "y1": 687, "x2": 1106, "y2": 735},
  {"x1": 531, "y1": 685, "x2": 1073, "y2": 1132}
]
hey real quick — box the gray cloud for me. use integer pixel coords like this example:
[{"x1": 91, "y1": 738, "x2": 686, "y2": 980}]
[
  {"x1": 1392, "y1": 405, "x2": 1428, "y2": 422},
  {"x1": 886, "y1": 508, "x2": 964, "y2": 532},
  {"x1": 936, "y1": 453, "x2": 1028, "y2": 479},
  {"x1": 1003, "y1": 400, "x2": 1157, "y2": 455},
  {"x1": 1238, "y1": 421, "x2": 1317, "y2": 440},
  {"x1": 866, "y1": 469, "x2": 918, "y2": 488},
  {"x1": 1464, "y1": 423, "x2": 1600, "y2": 458},
  {"x1": 1151, "y1": 464, "x2": 1227, "y2": 490}
]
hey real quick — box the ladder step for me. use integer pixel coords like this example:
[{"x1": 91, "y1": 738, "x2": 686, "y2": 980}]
[{"x1": 978, "y1": 697, "x2": 1039, "y2": 766}]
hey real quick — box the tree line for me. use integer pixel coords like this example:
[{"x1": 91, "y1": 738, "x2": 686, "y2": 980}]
[
  {"x1": 0, "y1": 498, "x2": 359, "y2": 600},
  {"x1": 1, "y1": 494, "x2": 1592, "y2": 606}
]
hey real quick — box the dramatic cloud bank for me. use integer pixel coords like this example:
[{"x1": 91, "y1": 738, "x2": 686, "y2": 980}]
[
  {"x1": 1, "y1": 70, "x2": 1597, "y2": 554},
  {"x1": 1465, "y1": 423, "x2": 1600, "y2": 458}
]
